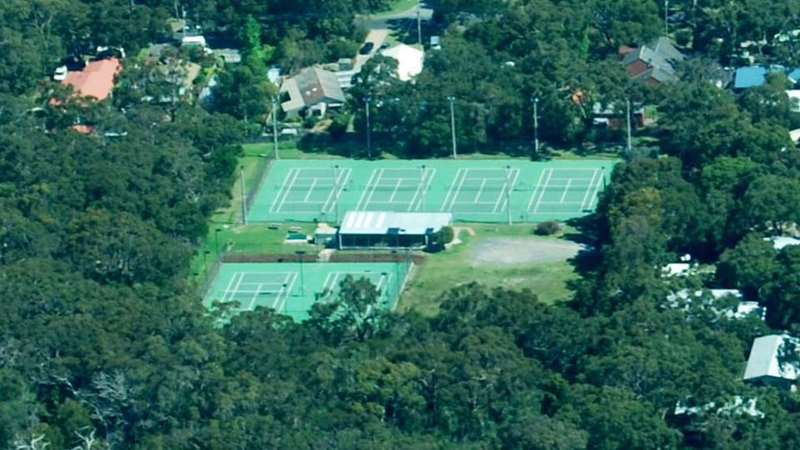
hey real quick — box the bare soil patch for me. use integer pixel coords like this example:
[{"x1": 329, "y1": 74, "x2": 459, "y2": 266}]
[{"x1": 469, "y1": 238, "x2": 583, "y2": 266}]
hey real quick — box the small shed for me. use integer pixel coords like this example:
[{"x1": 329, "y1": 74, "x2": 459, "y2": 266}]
[
  {"x1": 314, "y1": 223, "x2": 338, "y2": 245},
  {"x1": 337, "y1": 211, "x2": 452, "y2": 249}
]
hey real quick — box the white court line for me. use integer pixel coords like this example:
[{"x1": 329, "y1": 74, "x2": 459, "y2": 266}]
[
  {"x1": 559, "y1": 179, "x2": 572, "y2": 203},
  {"x1": 579, "y1": 169, "x2": 600, "y2": 210},
  {"x1": 473, "y1": 179, "x2": 487, "y2": 202},
  {"x1": 441, "y1": 168, "x2": 465, "y2": 211},
  {"x1": 269, "y1": 168, "x2": 297, "y2": 213},
  {"x1": 225, "y1": 272, "x2": 246, "y2": 303},
  {"x1": 527, "y1": 169, "x2": 547, "y2": 212},
  {"x1": 411, "y1": 168, "x2": 436, "y2": 211},
  {"x1": 538, "y1": 201, "x2": 583, "y2": 205},
  {"x1": 388, "y1": 178, "x2": 403, "y2": 202},
  {"x1": 363, "y1": 168, "x2": 385, "y2": 210},
  {"x1": 303, "y1": 178, "x2": 318, "y2": 202},
  {"x1": 220, "y1": 272, "x2": 240, "y2": 302},
  {"x1": 274, "y1": 168, "x2": 302, "y2": 213},
  {"x1": 247, "y1": 283, "x2": 264, "y2": 310},
  {"x1": 274, "y1": 272, "x2": 297, "y2": 313},
  {"x1": 355, "y1": 169, "x2": 379, "y2": 210},
  {"x1": 444, "y1": 168, "x2": 469, "y2": 211},
  {"x1": 498, "y1": 168, "x2": 520, "y2": 213},
  {"x1": 322, "y1": 168, "x2": 351, "y2": 214},
  {"x1": 587, "y1": 169, "x2": 605, "y2": 210},
  {"x1": 533, "y1": 169, "x2": 554, "y2": 213}
]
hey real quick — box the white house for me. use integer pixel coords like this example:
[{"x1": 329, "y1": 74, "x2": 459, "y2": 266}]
[{"x1": 380, "y1": 44, "x2": 424, "y2": 82}]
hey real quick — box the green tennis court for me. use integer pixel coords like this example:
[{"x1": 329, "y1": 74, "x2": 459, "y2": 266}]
[
  {"x1": 247, "y1": 159, "x2": 616, "y2": 223},
  {"x1": 205, "y1": 262, "x2": 411, "y2": 322}
]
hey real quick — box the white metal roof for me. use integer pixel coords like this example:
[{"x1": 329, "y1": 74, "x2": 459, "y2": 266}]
[
  {"x1": 339, "y1": 211, "x2": 452, "y2": 235},
  {"x1": 744, "y1": 335, "x2": 800, "y2": 381},
  {"x1": 381, "y1": 44, "x2": 424, "y2": 81},
  {"x1": 766, "y1": 236, "x2": 800, "y2": 250}
]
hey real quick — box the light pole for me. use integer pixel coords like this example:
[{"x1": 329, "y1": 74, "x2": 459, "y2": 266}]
[
  {"x1": 626, "y1": 99, "x2": 633, "y2": 157},
  {"x1": 296, "y1": 250, "x2": 306, "y2": 296},
  {"x1": 532, "y1": 96, "x2": 540, "y2": 158},
  {"x1": 202, "y1": 250, "x2": 211, "y2": 282},
  {"x1": 333, "y1": 164, "x2": 341, "y2": 222},
  {"x1": 272, "y1": 97, "x2": 280, "y2": 160},
  {"x1": 505, "y1": 165, "x2": 513, "y2": 225},
  {"x1": 448, "y1": 96, "x2": 457, "y2": 158},
  {"x1": 240, "y1": 166, "x2": 247, "y2": 225},
  {"x1": 214, "y1": 228, "x2": 221, "y2": 256},
  {"x1": 365, "y1": 96, "x2": 372, "y2": 159},
  {"x1": 417, "y1": 2, "x2": 422, "y2": 46},
  {"x1": 664, "y1": 0, "x2": 669, "y2": 35}
]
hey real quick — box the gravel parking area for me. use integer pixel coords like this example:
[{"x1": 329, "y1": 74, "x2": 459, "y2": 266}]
[{"x1": 469, "y1": 238, "x2": 584, "y2": 266}]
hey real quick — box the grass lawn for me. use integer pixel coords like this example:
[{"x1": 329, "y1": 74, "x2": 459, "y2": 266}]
[
  {"x1": 370, "y1": 0, "x2": 420, "y2": 17},
  {"x1": 400, "y1": 224, "x2": 580, "y2": 316},
  {"x1": 189, "y1": 223, "x2": 319, "y2": 283}
]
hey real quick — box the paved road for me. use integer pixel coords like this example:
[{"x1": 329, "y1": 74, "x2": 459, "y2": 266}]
[{"x1": 357, "y1": 2, "x2": 434, "y2": 31}]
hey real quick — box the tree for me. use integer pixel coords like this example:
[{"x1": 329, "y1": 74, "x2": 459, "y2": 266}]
[
  {"x1": 739, "y1": 175, "x2": 800, "y2": 233},
  {"x1": 212, "y1": 64, "x2": 275, "y2": 122},
  {"x1": 716, "y1": 233, "x2": 779, "y2": 299},
  {"x1": 309, "y1": 275, "x2": 386, "y2": 343}
]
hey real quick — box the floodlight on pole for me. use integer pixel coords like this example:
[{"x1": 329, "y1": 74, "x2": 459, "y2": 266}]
[
  {"x1": 420, "y1": 164, "x2": 427, "y2": 211},
  {"x1": 365, "y1": 96, "x2": 372, "y2": 160},
  {"x1": 333, "y1": 164, "x2": 341, "y2": 223},
  {"x1": 532, "y1": 96, "x2": 540, "y2": 158},
  {"x1": 417, "y1": 3, "x2": 423, "y2": 46},
  {"x1": 505, "y1": 165, "x2": 513, "y2": 225},
  {"x1": 272, "y1": 97, "x2": 280, "y2": 160},
  {"x1": 240, "y1": 166, "x2": 247, "y2": 225},
  {"x1": 448, "y1": 96, "x2": 457, "y2": 158},
  {"x1": 626, "y1": 99, "x2": 633, "y2": 157}
]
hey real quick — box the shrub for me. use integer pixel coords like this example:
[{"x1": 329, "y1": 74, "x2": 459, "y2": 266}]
[
  {"x1": 535, "y1": 221, "x2": 561, "y2": 236},
  {"x1": 438, "y1": 226, "x2": 455, "y2": 244}
]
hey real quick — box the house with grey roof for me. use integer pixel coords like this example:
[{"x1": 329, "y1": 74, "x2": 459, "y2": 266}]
[
  {"x1": 621, "y1": 37, "x2": 685, "y2": 85},
  {"x1": 279, "y1": 67, "x2": 346, "y2": 118},
  {"x1": 744, "y1": 334, "x2": 800, "y2": 388}
]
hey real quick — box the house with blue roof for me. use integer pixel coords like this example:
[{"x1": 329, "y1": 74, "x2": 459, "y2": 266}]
[{"x1": 734, "y1": 65, "x2": 800, "y2": 90}]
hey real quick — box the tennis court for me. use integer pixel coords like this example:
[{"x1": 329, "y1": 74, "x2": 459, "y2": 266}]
[
  {"x1": 205, "y1": 262, "x2": 411, "y2": 322},
  {"x1": 248, "y1": 159, "x2": 615, "y2": 223}
]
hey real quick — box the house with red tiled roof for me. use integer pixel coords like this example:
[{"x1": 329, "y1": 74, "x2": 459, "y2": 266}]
[{"x1": 62, "y1": 58, "x2": 122, "y2": 101}]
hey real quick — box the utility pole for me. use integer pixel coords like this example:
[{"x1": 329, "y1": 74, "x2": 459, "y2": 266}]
[
  {"x1": 333, "y1": 164, "x2": 340, "y2": 223},
  {"x1": 365, "y1": 96, "x2": 372, "y2": 159},
  {"x1": 626, "y1": 99, "x2": 633, "y2": 157},
  {"x1": 532, "y1": 96, "x2": 540, "y2": 158},
  {"x1": 448, "y1": 96, "x2": 457, "y2": 158},
  {"x1": 664, "y1": 0, "x2": 669, "y2": 35},
  {"x1": 505, "y1": 165, "x2": 513, "y2": 225},
  {"x1": 417, "y1": 3, "x2": 422, "y2": 46},
  {"x1": 272, "y1": 97, "x2": 279, "y2": 160},
  {"x1": 240, "y1": 166, "x2": 247, "y2": 224}
]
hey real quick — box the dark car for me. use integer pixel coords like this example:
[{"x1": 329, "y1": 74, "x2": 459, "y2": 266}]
[{"x1": 359, "y1": 42, "x2": 374, "y2": 55}]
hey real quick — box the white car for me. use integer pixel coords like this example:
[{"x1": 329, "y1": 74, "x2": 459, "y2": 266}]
[{"x1": 53, "y1": 66, "x2": 68, "y2": 81}]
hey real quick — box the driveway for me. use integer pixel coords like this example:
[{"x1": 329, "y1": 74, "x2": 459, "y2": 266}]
[
  {"x1": 358, "y1": 3, "x2": 434, "y2": 30},
  {"x1": 355, "y1": 28, "x2": 391, "y2": 68}
]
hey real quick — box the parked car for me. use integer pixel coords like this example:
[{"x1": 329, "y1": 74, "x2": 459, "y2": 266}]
[
  {"x1": 359, "y1": 42, "x2": 374, "y2": 55},
  {"x1": 53, "y1": 66, "x2": 68, "y2": 81}
]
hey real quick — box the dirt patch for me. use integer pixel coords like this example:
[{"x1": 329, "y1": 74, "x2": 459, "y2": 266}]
[{"x1": 469, "y1": 238, "x2": 583, "y2": 266}]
